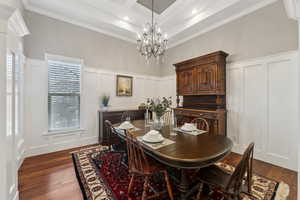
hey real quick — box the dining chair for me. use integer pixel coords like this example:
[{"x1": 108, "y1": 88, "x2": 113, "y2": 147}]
[
  {"x1": 191, "y1": 118, "x2": 210, "y2": 132},
  {"x1": 195, "y1": 142, "x2": 254, "y2": 200},
  {"x1": 103, "y1": 120, "x2": 126, "y2": 170},
  {"x1": 121, "y1": 111, "x2": 136, "y2": 122},
  {"x1": 125, "y1": 130, "x2": 174, "y2": 200}
]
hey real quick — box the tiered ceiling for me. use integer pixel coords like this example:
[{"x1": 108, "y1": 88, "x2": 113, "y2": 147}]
[{"x1": 23, "y1": 0, "x2": 277, "y2": 47}]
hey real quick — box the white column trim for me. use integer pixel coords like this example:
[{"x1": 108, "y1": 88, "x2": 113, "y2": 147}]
[
  {"x1": 0, "y1": 20, "x2": 7, "y2": 200},
  {"x1": 8, "y1": 9, "x2": 29, "y2": 37},
  {"x1": 283, "y1": 0, "x2": 300, "y2": 20},
  {"x1": 297, "y1": 18, "x2": 300, "y2": 200}
]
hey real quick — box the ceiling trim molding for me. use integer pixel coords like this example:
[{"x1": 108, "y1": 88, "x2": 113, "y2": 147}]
[
  {"x1": 22, "y1": 0, "x2": 279, "y2": 49},
  {"x1": 8, "y1": 9, "x2": 30, "y2": 37},
  {"x1": 283, "y1": 0, "x2": 299, "y2": 19},
  {"x1": 22, "y1": 0, "x2": 136, "y2": 44},
  {"x1": 167, "y1": 0, "x2": 278, "y2": 49}
]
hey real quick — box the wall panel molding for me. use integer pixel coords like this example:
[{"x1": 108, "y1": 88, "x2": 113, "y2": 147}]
[
  {"x1": 25, "y1": 58, "x2": 164, "y2": 157},
  {"x1": 159, "y1": 51, "x2": 298, "y2": 171},
  {"x1": 227, "y1": 50, "x2": 298, "y2": 171},
  {"x1": 25, "y1": 51, "x2": 299, "y2": 171}
]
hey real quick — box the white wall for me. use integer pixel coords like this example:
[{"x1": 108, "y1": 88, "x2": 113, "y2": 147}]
[
  {"x1": 159, "y1": 51, "x2": 299, "y2": 171},
  {"x1": 227, "y1": 51, "x2": 298, "y2": 171},
  {"x1": 25, "y1": 51, "x2": 299, "y2": 171},
  {"x1": 24, "y1": 11, "x2": 161, "y2": 77},
  {"x1": 24, "y1": 59, "x2": 162, "y2": 157}
]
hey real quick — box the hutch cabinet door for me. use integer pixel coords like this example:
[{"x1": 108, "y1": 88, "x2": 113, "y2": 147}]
[
  {"x1": 177, "y1": 69, "x2": 194, "y2": 95},
  {"x1": 194, "y1": 64, "x2": 217, "y2": 94}
]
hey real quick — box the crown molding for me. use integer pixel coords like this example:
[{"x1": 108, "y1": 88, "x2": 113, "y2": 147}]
[
  {"x1": 8, "y1": 9, "x2": 29, "y2": 37},
  {"x1": 22, "y1": 0, "x2": 280, "y2": 49},
  {"x1": 283, "y1": 0, "x2": 299, "y2": 19},
  {"x1": 22, "y1": 0, "x2": 136, "y2": 44}
]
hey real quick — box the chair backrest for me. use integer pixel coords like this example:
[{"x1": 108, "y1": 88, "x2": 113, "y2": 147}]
[
  {"x1": 161, "y1": 110, "x2": 173, "y2": 125},
  {"x1": 191, "y1": 118, "x2": 210, "y2": 132},
  {"x1": 104, "y1": 120, "x2": 118, "y2": 147},
  {"x1": 226, "y1": 143, "x2": 254, "y2": 193},
  {"x1": 121, "y1": 111, "x2": 135, "y2": 122},
  {"x1": 125, "y1": 130, "x2": 149, "y2": 174}
]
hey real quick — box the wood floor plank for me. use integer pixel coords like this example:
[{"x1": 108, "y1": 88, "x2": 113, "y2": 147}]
[{"x1": 19, "y1": 146, "x2": 298, "y2": 200}]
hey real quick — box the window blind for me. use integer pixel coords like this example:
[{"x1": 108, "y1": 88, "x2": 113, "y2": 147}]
[{"x1": 48, "y1": 60, "x2": 81, "y2": 131}]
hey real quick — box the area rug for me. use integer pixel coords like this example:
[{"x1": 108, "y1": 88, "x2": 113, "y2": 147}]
[{"x1": 72, "y1": 145, "x2": 289, "y2": 200}]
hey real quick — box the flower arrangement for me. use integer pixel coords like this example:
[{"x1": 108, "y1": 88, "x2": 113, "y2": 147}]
[
  {"x1": 147, "y1": 97, "x2": 172, "y2": 119},
  {"x1": 101, "y1": 94, "x2": 110, "y2": 107}
]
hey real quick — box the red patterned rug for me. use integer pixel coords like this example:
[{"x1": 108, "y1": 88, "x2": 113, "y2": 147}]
[{"x1": 72, "y1": 146, "x2": 289, "y2": 200}]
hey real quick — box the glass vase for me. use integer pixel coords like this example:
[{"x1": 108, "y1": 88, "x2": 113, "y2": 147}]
[{"x1": 153, "y1": 115, "x2": 164, "y2": 130}]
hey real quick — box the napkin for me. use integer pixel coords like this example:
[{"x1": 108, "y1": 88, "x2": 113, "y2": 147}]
[{"x1": 118, "y1": 121, "x2": 134, "y2": 130}]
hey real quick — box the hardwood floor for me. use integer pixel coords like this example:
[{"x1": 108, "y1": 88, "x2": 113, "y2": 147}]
[{"x1": 19, "y1": 145, "x2": 298, "y2": 200}]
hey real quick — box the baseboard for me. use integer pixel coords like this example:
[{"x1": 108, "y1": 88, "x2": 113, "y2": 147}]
[
  {"x1": 25, "y1": 136, "x2": 98, "y2": 157},
  {"x1": 8, "y1": 184, "x2": 18, "y2": 200},
  {"x1": 232, "y1": 144, "x2": 297, "y2": 172},
  {"x1": 12, "y1": 191, "x2": 19, "y2": 200}
]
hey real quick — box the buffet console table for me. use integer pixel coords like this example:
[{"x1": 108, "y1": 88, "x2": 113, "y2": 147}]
[{"x1": 98, "y1": 109, "x2": 145, "y2": 145}]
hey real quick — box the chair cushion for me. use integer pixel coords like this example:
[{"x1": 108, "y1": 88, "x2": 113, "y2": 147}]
[{"x1": 197, "y1": 164, "x2": 232, "y2": 188}]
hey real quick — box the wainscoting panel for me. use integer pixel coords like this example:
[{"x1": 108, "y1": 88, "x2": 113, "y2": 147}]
[
  {"x1": 24, "y1": 59, "x2": 162, "y2": 157},
  {"x1": 227, "y1": 51, "x2": 298, "y2": 171},
  {"x1": 25, "y1": 52, "x2": 298, "y2": 171},
  {"x1": 266, "y1": 59, "x2": 298, "y2": 169},
  {"x1": 242, "y1": 64, "x2": 267, "y2": 154},
  {"x1": 159, "y1": 76, "x2": 177, "y2": 106},
  {"x1": 227, "y1": 68, "x2": 243, "y2": 149},
  {"x1": 158, "y1": 51, "x2": 298, "y2": 171}
]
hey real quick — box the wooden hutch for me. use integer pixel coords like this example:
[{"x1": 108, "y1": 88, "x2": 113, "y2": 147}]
[{"x1": 174, "y1": 51, "x2": 228, "y2": 136}]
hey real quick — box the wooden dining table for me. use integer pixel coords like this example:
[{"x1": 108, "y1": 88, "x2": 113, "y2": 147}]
[{"x1": 113, "y1": 120, "x2": 233, "y2": 200}]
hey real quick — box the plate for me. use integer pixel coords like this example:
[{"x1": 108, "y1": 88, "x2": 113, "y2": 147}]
[
  {"x1": 180, "y1": 127, "x2": 197, "y2": 132},
  {"x1": 142, "y1": 135, "x2": 164, "y2": 143},
  {"x1": 118, "y1": 122, "x2": 134, "y2": 130}
]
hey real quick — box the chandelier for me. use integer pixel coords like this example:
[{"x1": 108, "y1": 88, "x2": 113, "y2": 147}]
[{"x1": 137, "y1": 0, "x2": 168, "y2": 60}]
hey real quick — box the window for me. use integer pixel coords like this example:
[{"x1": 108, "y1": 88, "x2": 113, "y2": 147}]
[{"x1": 48, "y1": 58, "x2": 82, "y2": 132}]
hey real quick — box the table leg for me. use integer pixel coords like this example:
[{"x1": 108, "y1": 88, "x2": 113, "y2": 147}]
[{"x1": 179, "y1": 169, "x2": 189, "y2": 200}]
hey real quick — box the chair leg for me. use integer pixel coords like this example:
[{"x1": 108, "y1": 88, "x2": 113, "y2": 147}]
[
  {"x1": 163, "y1": 170, "x2": 174, "y2": 200},
  {"x1": 128, "y1": 174, "x2": 135, "y2": 195},
  {"x1": 196, "y1": 183, "x2": 203, "y2": 200},
  {"x1": 247, "y1": 166, "x2": 252, "y2": 194},
  {"x1": 234, "y1": 194, "x2": 242, "y2": 200},
  {"x1": 142, "y1": 176, "x2": 149, "y2": 200}
]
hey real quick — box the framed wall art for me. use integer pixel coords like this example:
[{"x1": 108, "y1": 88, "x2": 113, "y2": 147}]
[{"x1": 116, "y1": 75, "x2": 133, "y2": 96}]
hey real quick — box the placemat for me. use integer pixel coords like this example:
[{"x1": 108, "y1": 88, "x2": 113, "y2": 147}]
[
  {"x1": 173, "y1": 127, "x2": 207, "y2": 136},
  {"x1": 137, "y1": 136, "x2": 175, "y2": 150}
]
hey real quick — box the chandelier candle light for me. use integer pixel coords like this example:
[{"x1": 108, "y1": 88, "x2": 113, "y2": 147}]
[{"x1": 137, "y1": 0, "x2": 168, "y2": 61}]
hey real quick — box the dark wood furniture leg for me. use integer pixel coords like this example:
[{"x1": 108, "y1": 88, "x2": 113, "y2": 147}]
[
  {"x1": 179, "y1": 169, "x2": 189, "y2": 200},
  {"x1": 196, "y1": 183, "x2": 203, "y2": 199}
]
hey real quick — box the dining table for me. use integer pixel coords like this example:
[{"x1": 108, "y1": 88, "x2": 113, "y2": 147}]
[{"x1": 113, "y1": 120, "x2": 233, "y2": 200}]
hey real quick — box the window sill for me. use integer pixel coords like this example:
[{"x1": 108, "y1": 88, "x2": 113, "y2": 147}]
[{"x1": 43, "y1": 128, "x2": 86, "y2": 136}]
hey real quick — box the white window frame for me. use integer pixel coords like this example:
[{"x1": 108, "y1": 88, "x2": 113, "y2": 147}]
[{"x1": 44, "y1": 54, "x2": 84, "y2": 135}]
